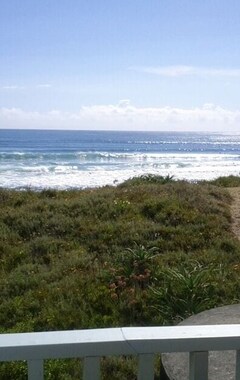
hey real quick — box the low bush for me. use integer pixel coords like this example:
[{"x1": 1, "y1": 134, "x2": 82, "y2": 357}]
[{"x1": 0, "y1": 176, "x2": 240, "y2": 378}]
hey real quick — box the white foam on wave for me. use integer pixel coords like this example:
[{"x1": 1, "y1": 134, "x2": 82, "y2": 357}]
[{"x1": 1, "y1": 152, "x2": 240, "y2": 190}]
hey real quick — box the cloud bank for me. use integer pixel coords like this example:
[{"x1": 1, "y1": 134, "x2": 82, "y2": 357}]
[
  {"x1": 1, "y1": 84, "x2": 52, "y2": 90},
  {"x1": 131, "y1": 65, "x2": 240, "y2": 78},
  {"x1": 1, "y1": 102, "x2": 240, "y2": 131}
]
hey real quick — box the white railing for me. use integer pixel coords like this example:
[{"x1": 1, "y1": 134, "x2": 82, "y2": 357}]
[{"x1": 1, "y1": 325, "x2": 240, "y2": 379}]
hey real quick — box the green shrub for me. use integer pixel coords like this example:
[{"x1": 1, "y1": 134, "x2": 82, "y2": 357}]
[
  {"x1": 150, "y1": 262, "x2": 218, "y2": 324},
  {"x1": 205, "y1": 175, "x2": 240, "y2": 187},
  {"x1": 120, "y1": 174, "x2": 175, "y2": 187},
  {"x1": 0, "y1": 177, "x2": 240, "y2": 377}
]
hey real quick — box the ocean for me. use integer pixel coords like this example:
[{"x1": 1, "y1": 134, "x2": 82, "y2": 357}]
[{"x1": 1, "y1": 129, "x2": 240, "y2": 190}]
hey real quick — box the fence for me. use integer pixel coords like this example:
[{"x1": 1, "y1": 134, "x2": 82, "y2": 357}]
[{"x1": 1, "y1": 324, "x2": 240, "y2": 379}]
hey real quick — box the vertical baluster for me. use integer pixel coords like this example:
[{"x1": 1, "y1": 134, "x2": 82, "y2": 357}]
[
  {"x1": 236, "y1": 350, "x2": 240, "y2": 380},
  {"x1": 137, "y1": 354, "x2": 154, "y2": 380},
  {"x1": 189, "y1": 351, "x2": 208, "y2": 380},
  {"x1": 83, "y1": 357, "x2": 100, "y2": 380},
  {"x1": 28, "y1": 360, "x2": 44, "y2": 380}
]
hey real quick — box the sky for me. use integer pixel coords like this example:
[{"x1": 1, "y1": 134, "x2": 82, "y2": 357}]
[{"x1": 1, "y1": 0, "x2": 240, "y2": 131}]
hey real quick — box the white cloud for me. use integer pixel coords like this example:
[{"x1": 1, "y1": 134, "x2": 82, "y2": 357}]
[
  {"x1": 1, "y1": 102, "x2": 240, "y2": 131},
  {"x1": 2, "y1": 85, "x2": 25, "y2": 90},
  {"x1": 1, "y1": 84, "x2": 52, "y2": 90},
  {"x1": 131, "y1": 65, "x2": 240, "y2": 78},
  {"x1": 118, "y1": 99, "x2": 131, "y2": 108}
]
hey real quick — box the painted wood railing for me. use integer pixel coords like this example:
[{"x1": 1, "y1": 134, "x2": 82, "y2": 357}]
[{"x1": 1, "y1": 324, "x2": 240, "y2": 379}]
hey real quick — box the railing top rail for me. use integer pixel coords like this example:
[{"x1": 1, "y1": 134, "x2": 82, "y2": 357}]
[{"x1": 1, "y1": 325, "x2": 240, "y2": 362}]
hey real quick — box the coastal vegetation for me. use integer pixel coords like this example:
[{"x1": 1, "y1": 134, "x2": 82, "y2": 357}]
[{"x1": 1, "y1": 175, "x2": 240, "y2": 378}]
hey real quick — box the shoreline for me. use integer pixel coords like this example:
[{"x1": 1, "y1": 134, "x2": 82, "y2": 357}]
[{"x1": 1, "y1": 173, "x2": 240, "y2": 192}]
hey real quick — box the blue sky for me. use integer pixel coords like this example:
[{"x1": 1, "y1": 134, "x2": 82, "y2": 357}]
[{"x1": 1, "y1": 0, "x2": 240, "y2": 130}]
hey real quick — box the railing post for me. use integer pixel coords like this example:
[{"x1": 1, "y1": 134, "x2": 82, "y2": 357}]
[
  {"x1": 236, "y1": 350, "x2": 240, "y2": 380},
  {"x1": 83, "y1": 357, "x2": 100, "y2": 380},
  {"x1": 189, "y1": 351, "x2": 208, "y2": 380},
  {"x1": 137, "y1": 354, "x2": 155, "y2": 380},
  {"x1": 28, "y1": 360, "x2": 44, "y2": 380}
]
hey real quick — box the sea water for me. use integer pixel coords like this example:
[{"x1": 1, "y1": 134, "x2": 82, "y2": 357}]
[{"x1": 1, "y1": 129, "x2": 240, "y2": 190}]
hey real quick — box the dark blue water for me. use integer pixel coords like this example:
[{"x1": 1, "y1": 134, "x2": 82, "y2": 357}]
[{"x1": 2, "y1": 129, "x2": 240, "y2": 153}]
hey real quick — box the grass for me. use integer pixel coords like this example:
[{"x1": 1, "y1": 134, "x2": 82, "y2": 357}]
[{"x1": 0, "y1": 175, "x2": 240, "y2": 378}]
